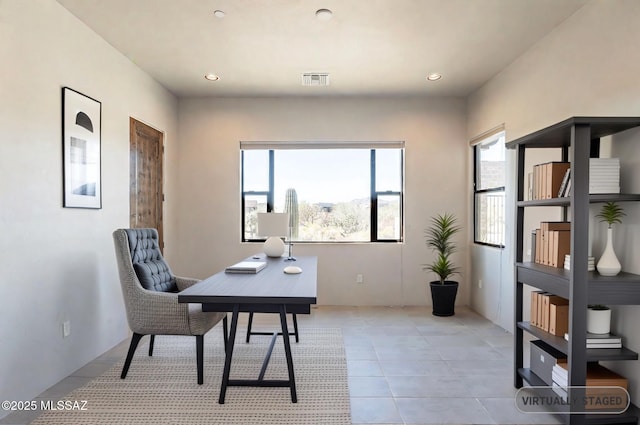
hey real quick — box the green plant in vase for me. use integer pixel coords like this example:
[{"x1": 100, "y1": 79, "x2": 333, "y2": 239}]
[
  {"x1": 595, "y1": 202, "x2": 625, "y2": 276},
  {"x1": 596, "y1": 202, "x2": 625, "y2": 228},
  {"x1": 423, "y1": 213, "x2": 461, "y2": 316}
]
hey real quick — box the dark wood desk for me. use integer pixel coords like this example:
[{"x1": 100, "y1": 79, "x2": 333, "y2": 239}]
[{"x1": 178, "y1": 255, "x2": 317, "y2": 403}]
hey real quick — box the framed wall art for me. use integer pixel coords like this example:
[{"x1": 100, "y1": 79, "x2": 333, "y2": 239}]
[{"x1": 62, "y1": 87, "x2": 102, "y2": 209}]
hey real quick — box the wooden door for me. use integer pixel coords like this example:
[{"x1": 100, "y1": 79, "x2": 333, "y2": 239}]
[{"x1": 129, "y1": 118, "x2": 164, "y2": 249}]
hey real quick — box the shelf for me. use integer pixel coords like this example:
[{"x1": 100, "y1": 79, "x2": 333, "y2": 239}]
[
  {"x1": 518, "y1": 368, "x2": 640, "y2": 424},
  {"x1": 506, "y1": 117, "x2": 640, "y2": 149},
  {"x1": 513, "y1": 117, "x2": 640, "y2": 425},
  {"x1": 517, "y1": 263, "x2": 571, "y2": 299},
  {"x1": 518, "y1": 322, "x2": 639, "y2": 361},
  {"x1": 518, "y1": 194, "x2": 640, "y2": 207},
  {"x1": 516, "y1": 263, "x2": 640, "y2": 305}
]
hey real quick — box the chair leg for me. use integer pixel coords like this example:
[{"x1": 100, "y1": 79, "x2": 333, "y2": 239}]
[
  {"x1": 196, "y1": 334, "x2": 204, "y2": 385},
  {"x1": 148, "y1": 335, "x2": 155, "y2": 356},
  {"x1": 246, "y1": 312, "x2": 254, "y2": 343},
  {"x1": 121, "y1": 332, "x2": 144, "y2": 379},
  {"x1": 292, "y1": 313, "x2": 299, "y2": 343}
]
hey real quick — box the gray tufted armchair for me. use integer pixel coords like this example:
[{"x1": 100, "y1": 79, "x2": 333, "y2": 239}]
[{"x1": 113, "y1": 228, "x2": 227, "y2": 385}]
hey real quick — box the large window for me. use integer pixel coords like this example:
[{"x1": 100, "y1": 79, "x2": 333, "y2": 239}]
[
  {"x1": 474, "y1": 131, "x2": 506, "y2": 247},
  {"x1": 241, "y1": 142, "x2": 404, "y2": 243}
]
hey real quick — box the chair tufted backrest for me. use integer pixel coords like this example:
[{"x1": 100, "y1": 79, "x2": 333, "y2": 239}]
[{"x1": 124, "y1": 228, "x2": 178, "y2": 293}]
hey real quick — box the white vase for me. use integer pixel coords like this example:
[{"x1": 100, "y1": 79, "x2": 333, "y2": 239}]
[
  {"x1": 587, "y1": 307, "x2": 611, "y2": 334},
  {"x1": 596, "y1": 228, "x2": 621, "y2": 276}
]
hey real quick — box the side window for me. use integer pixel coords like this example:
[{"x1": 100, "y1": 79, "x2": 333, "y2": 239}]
[{"x1": 474, "y1": 132, "x2": 506, "y2": 247}]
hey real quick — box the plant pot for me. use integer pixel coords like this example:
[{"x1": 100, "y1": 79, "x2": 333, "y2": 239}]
[
  {"x1": 596, "y1": 228, "x2": 621, "y2": 276},
  {"x1": 430, "y1": 281, "x2": 458, "y2": 317},
  {"x1": 587, "y1": 307, "x2": 611, "y2": 334}
]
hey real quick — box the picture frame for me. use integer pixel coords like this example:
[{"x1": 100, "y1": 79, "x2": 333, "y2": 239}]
[{"x1": 62, "y1": 87, "x2": 102, "y2": 209}]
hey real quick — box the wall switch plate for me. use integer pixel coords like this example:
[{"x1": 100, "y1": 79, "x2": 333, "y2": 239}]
[
  {"x1": 62, "y1": 321, "x2": 71, "y2": 338},
  {"x1": 356, "y1": 274, "x2": 364, "y2": 284},
  {"x1": 478, "y1": 279, "x2": 483, "y2": 289}
]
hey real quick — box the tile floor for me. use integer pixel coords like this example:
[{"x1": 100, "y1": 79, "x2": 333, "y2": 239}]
[{"x1": 0, "y1": 306, "x2": 563, "y2": 425}]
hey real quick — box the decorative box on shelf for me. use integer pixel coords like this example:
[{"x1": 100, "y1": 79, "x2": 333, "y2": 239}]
[{"x1": 530, "y1": 340, "x2": 567, "y2": 386}]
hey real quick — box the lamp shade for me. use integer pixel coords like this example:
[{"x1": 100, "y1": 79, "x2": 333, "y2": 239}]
[
  {"x1": 257, "y1": 213, "x2": 289, "y2": 237},
  {"x1": 257, "y1": 213, "x2": 289, "y2": 257}
]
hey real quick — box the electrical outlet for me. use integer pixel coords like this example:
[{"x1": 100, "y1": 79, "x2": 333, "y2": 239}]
[
  {"x1": 62, "y1": 321, "x2": 71, "y2": 338},
  {"x1": 478, "y1": 279, "x2": 483, "y2": 289},
  {"x1": 356, "y1": 274, "x2": 364, "y2": 284}
]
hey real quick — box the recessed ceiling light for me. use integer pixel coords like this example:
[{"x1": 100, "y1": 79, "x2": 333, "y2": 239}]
[
  {"x1": 213, "y1": 10, "x2": 225, "y2": 18},
  {"x1": 204, "y1": 74, "x2": 220, "y2": 81},
  {"x1": 315, "y1": 8, "x2": 332, "y2": 20},
  {"x1": 426, "y1": 73, "x2": 442, "y2": 81}
]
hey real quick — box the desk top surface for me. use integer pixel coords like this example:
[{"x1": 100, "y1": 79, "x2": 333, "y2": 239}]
[{"x1": 178, "y1": 255, "x2": 317, "y2": 305}]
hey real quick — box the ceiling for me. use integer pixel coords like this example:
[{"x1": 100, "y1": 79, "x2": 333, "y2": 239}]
[{"x1": 56, "y1": 0, "x2": 588, "y2": 98}]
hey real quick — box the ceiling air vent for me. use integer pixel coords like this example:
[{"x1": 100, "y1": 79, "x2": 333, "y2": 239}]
[{"x1": 302, "y1": 73, "x2": 330, "y2": 86}]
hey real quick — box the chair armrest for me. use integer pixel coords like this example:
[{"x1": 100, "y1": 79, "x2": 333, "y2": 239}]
[
  {"x1": 176, "y1": 276, "x2": 200, "y2": 291},
  {"x1": 126, "y1": 289, "x2": 192, "y2": 335}
]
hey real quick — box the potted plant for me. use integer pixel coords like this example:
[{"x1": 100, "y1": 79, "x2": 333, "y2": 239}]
[
  {"x1": 423, "y1": 213, "x2": 461, "y2": 316},
  {"x1": 587, "y1": 305, "x2": 611, "y2": 334},
  {"x1": 595, "y1": 201, "x2": 625, "y2": 276}
]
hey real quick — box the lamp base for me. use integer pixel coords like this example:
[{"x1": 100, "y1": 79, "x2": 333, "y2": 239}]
[
  {"x1": 263, "y1": 236, "x2": 285, "y2": 257},
  {"x1": 285, "y1": 241, "x2": 296, "y2": 261}
]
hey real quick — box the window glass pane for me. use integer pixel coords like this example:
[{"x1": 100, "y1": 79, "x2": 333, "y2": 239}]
[
  {"x1": 375, "y1": 149, "x2": 402, "y2": 191},
  {"x1": 241, "y1": 146, "x2": 403, "y2": 242},
  {"x1": 377, "y1": 194, "x2": 401, "y2": 240},
  {"x1": 273, "y1": 149, "x2": 370, "y2": 242},
  {"x1": 475, "y1": 191, "x2": 505, "y2": 246},
  {"x1": 476, "y1": 134, "x2": 506, "y2": 190},
  {"x1": 244, "y1": 194, "x2": 267, "y2": 239},
  {"x1": 243, "y1": 150, "x2": 270, "y2": 191}
]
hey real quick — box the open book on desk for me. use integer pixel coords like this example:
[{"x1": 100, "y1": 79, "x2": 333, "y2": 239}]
[{"x1": 225, "y1": 261, "x2": 267, "y2": 274}]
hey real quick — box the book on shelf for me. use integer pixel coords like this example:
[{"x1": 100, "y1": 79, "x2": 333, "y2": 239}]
[
  {"x1": 557, "y1": 168, "x2": 571, "y2": 197},
  {"x1": 586, "y1": 333, "x2": 622, "y2": 344},
  {"x1": 589, "y1": 158, "x2": 620, "y2": 194},
  {"x1": 551, "y1": 382, "x2": 568, "y2": 398},
  {"x1": 544, "y1": 294, "x2": 568, "y2": 334},
  {"x1": 563, "y1": 254, "x2": 595, "y2": 271},
  {"x1": 534, "y1": 222, "x2": 570, "y2": 267},
  {"x1": 549, "y1": 300, "x2": 569, "y2": 336},
  {"x1": 552, "y1": 362, "x2": 628, "y2": 389},
  {"x1": 563, "y1": 178, "x2": 571, "y2": 197},
  {"x1": 564, "y1": 332, "x2": 623, "y2": 348},
  {"x1": 531, "y1": 291, "x2": 544, "y2": 327},
  {"x1": 549, "y1": 230, "x2": 570, "y2": 268},
  {"x1": 531, "y1": 229, "x2": 537, "y2": 262},
  {"x1": 225, "y1": 261, "x2": 267, "y2": 274},
  {"x1": 530, "y1": 292, "x2": 568, "y2": 335},
  {"x1": 586, "y1": 342, "x2": 623, "y2": 348},
  {"x1": 547, "y1": 162, "x2": 570, "y2": 199},
  {"x1": 531, "y1": 162, "x2": 570, "y2": 199}
]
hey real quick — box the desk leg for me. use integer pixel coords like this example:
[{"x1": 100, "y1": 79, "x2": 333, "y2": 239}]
[
  {"x1": 219, "y1": 304, "x2": 240, "y2": 404},
  {"x1": 279, "y1": 304, "x2": 297, "y2": 403}
]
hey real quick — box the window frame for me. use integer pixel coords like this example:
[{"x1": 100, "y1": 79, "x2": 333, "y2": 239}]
[
  {"x1": 473, "y1": 132, "x2": 506, "y2": 248},
  {"x1": 241, "y1": 143, "x2": 404, "y2": 243}
]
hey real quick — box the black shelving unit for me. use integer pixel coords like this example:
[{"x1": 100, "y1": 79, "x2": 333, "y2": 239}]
[{"x1": 507, "y1": 117, "x2": 640, "y2": 425}]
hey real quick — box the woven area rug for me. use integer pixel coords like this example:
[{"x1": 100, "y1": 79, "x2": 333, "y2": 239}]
[{"x1": 31, "y1": 328, "x2": 350, "y2": 425}]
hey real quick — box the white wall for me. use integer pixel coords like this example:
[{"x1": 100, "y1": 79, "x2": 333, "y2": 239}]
[
  {"x1": 467, "y1": 0, "x2": 640, "y2": 403},
  {"x1": 174, "y1": 96, "x2": 468, "y2": 307},
  {"x1": 0, "y1": 0, "x2": 178, "y2": 415}
]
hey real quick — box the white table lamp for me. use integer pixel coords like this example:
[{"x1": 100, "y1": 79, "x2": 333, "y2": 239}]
[{"x1": 257, "y1": 212, "x2": 289, "y2": 257}]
